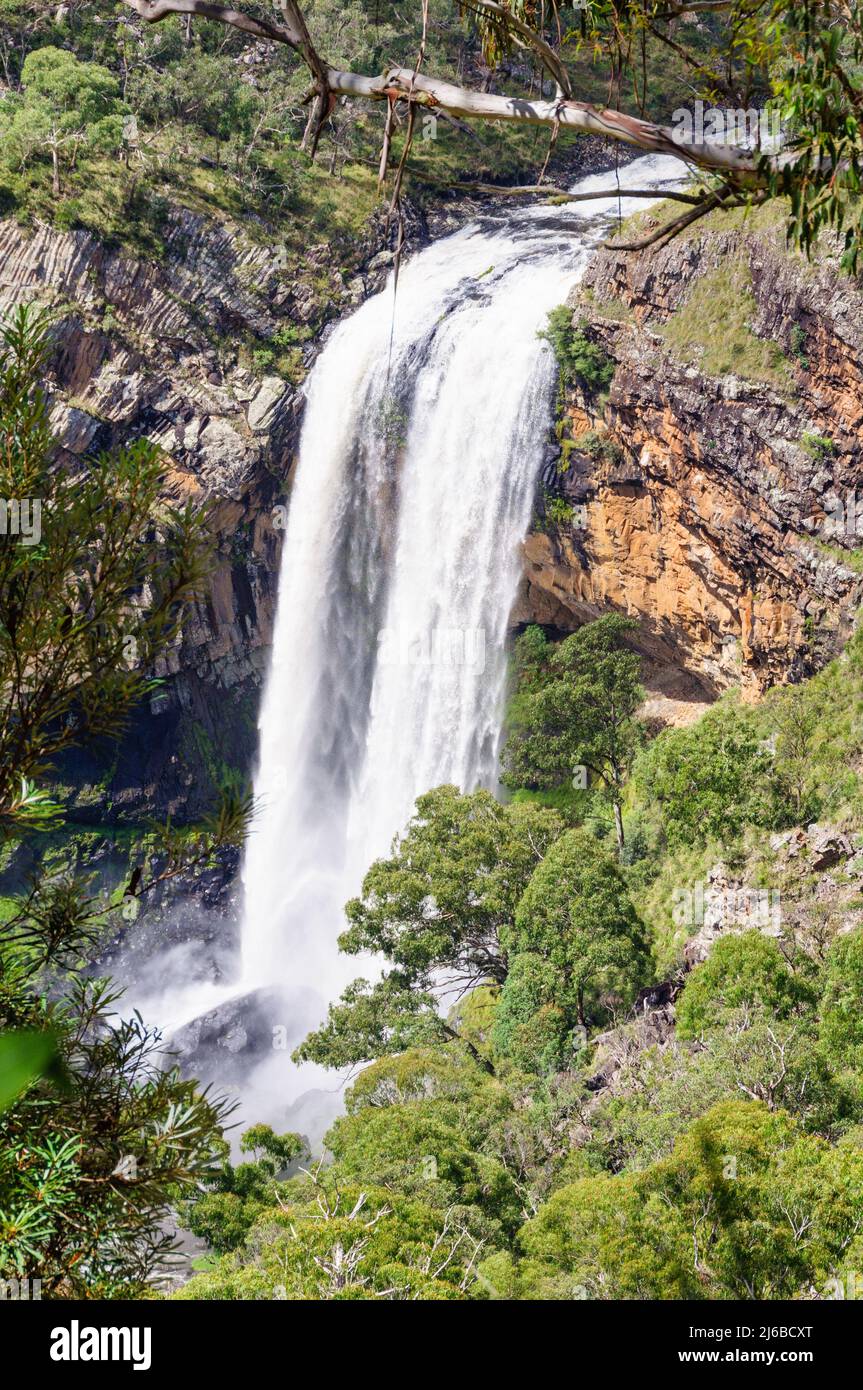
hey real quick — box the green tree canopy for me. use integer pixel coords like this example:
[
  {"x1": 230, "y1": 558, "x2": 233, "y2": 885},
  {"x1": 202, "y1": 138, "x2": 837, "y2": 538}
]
[
  {"x1": 296, "y1": 786, "x2": 565, "y2": 1075},
  {"x1": 339, "y1": 784, "x2": 565, "y2": 988},
  {"x1": 175, "y1": 1178, "x2": 489, "y2": 1301},
  {"x1": 502, "y1": 616, "x2": 644, "y2": 850},
  {"x1": 497, "y1": 829, "x2": 649, "y2": 1051},
  {"x1": 181, "y1": 1125, "x2": 307, "y2": 1256},
  {"x1": 510, "y1": 1100, "x2": 863, "y2": 1300},
  {"x1": 820, "y1": 930, "x2": 863, "y2": 1071},
  {"x1": 325, "y1": 1100, "x2": 521, "y2": 1236},
  {"x1": 676, "y1": 932, "x2": 817, "y2": 1040},
  {"x1": 2, "y1": 46, "x2": 123, "y2": 195},
  {"x1": 634, "y1": 702, "x2": 777, "y2": 848}
]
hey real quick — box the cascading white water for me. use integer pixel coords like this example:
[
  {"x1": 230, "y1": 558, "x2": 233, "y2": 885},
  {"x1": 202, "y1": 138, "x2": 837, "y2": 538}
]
[
  {"x1": 128, "y1": 156, "x2": 683, "y2": 1126},
  {"x1": 232, "y1": 155, "x2": 684, "y2": 1115}
]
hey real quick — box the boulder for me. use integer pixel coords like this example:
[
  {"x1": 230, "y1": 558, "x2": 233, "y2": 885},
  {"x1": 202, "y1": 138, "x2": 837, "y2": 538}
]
[
  {"x1": 247, "y1": 375, "x2": 290, "y2": 433},
  {"x1": 807, "y1": 822, "x2": 853, "y2": 870},
  {"x1": 169, "y1": 985, "x2": 292, "y2": 1087}
]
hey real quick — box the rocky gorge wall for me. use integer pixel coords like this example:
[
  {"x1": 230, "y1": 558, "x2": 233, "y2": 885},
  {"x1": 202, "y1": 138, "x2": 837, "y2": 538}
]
[
  {"x1": 0, "y1": 197, "x2": 424, "y2": 823},
  {"x1": 517, "y1": 206, "x2": 863, "y2": 698},
  {"x1": 4, "y1": 185, "x2": 861, "y2": 831},
  {"x1": 4, "y1": 173, "x2": 860, "y2": 1062}
]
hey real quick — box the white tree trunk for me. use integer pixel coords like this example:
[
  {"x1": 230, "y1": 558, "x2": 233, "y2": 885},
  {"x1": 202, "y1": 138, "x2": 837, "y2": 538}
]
[{"x1": 123, "y1": 1, "x2": 794, "y2": 185}]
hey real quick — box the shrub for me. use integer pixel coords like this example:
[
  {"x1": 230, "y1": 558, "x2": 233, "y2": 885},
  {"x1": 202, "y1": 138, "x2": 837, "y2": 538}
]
[
  {"x1": 790, "y1": 323, "x2": 809, "y2": 369},
  {"x1": 252, "y1": 347, "x2": 275, "y2": 373},
  {"x1": 634, "y1": 702, "x2": 777, "y2": 848},
  {"x1": 801, "y1": 431, "x2": 835, "y2": 460},
  {"x1": 820, "y1": 931, "x2": 863, "y2": 1069},
  {"x1": 676, "y1": 932, "x2": 815, "y2": 1039},
  {"x1": 540, "y1": 307, "x2": 615, "y2": 393},
  {"x1": 543, "y1": 493, "x2": 575, "y2": 529}
]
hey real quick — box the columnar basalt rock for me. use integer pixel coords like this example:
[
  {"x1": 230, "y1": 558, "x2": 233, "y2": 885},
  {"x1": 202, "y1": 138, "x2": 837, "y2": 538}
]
[{"x1": 0, "y1": 202, "x2": 411, "y2": 819}]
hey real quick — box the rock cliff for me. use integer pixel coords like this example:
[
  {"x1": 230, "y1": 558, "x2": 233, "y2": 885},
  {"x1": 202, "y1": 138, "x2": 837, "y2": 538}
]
[
  {"x1": 517, "y1": 207, "x2": 863, "y2": 697},
  {"x1": 7, "y1": 188, "x2": 860, "y2": 829},
  {"x1": 0, "y1": 199, "x2": 417, "y2": 820}
]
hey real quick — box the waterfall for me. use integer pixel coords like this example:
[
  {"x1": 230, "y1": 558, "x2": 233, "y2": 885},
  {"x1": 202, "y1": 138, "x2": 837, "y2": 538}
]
[
  {"x1": 227, "y1": 154, "x2": 684, "y2": 1121},
  {"x1": 130, "y1": 155, "x2": 682, "y2": 1130}
]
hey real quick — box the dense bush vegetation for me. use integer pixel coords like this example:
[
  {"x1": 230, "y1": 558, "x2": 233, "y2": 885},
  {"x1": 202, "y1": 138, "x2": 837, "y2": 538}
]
[
  {"x1": 176, "y1": 617, "x2": 863, "y2": 1299},
  {"x1": 540, "y1": 307, "x2": 616, "y2": 394}
]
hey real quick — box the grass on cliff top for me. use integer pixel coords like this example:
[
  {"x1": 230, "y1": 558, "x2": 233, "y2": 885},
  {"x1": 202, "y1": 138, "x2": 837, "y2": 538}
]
[
  {"x1": 659, "y1": 255, "x2": 793, "y2": 389},
  {"x1": 599, "y1": 193, "x2": 794, "y2": 388},
  {"x1": 608, "y1": 193, "x2": 791, "y2": 250},
  {"x1": 575, "y1": 195, "x2": 808, "y2": 389},
  {"x1": 608, "y1": 191, "x2": 853, "y2": 269},
  {"x1": 0, "y1": 136, "x2": 383, "y2": 263},
  {"x1": 0, "y1": 10, "x2": 746, "y2": 263}
]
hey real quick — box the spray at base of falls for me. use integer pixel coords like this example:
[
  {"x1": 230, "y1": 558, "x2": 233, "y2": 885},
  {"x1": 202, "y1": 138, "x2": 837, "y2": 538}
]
[{"x1": 138, "y1": 155, "x2": 684, "y2": 1134}]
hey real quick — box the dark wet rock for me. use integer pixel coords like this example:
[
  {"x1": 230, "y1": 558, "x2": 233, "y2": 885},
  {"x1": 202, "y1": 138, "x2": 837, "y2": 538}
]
[{"x1": 169, "y1": 986, "x2": 291, "y2": 1088}]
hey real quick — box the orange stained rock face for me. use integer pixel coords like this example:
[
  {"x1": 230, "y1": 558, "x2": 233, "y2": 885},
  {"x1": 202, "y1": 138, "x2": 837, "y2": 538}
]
[{"x1": 517, "y1": 220, "x2": 863, "y2": 700}]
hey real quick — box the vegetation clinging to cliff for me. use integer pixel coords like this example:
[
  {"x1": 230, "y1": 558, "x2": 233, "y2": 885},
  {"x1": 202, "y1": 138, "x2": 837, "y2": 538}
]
[{"x1": 539, "y1": 307, "x2": 616, "y2": 395}]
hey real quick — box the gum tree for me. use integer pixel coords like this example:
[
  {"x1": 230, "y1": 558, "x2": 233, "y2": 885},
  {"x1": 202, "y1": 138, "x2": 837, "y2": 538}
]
[
  {"x1": 502, "y1": 616, "x2": 644, "y2": 851},
  {"x1": 117, "y1": 1, "x2": 863, "y2": 265},
  {"x1": 295, "y1": 785, "x2": 565, "y2": 1075},
  {"x1": 496, "y1": 828, "x2": 649, "y2": 1042},
  {"x1": 3, "y1": 46, "x2": 124, "y2": 196}
]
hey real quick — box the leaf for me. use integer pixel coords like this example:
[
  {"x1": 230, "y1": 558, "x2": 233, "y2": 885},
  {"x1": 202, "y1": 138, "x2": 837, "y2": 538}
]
[
  {"x1": 0, "y1": 1029, "x2": 61, "y2": 1112},
  {"x1": 3, "y1": 778, "x2": 65, "y2": 831}
]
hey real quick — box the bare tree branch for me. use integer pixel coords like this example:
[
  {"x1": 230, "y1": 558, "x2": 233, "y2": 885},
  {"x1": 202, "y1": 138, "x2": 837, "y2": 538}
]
[
  {"x1": 279, "y1": 0, "x2": 331, "y2": 155},
  {"x1": 124, "y1": 0, "x2": 304, "y2": 48},
  {"x1": 657, "y1": 0, "x2": 742, "y2": 13},
  {"x1": 121, "y1": 0, "x2": 792, "y2": 197},
  {"x1": 601, "y1": 184, "x2": 754, "y2": 249}
]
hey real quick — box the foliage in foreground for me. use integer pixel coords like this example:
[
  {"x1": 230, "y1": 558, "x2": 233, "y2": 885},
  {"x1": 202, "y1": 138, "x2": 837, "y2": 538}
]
[
  {"x1": 0, "y1": 307, "x2": 249, "y2": 1295},
  {"x1": 182, "y1": 991, "x2": 863, "y2": 1300}
]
